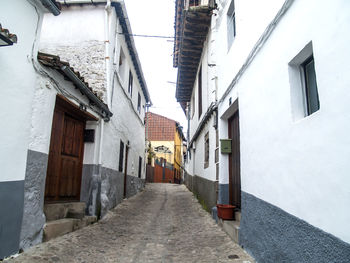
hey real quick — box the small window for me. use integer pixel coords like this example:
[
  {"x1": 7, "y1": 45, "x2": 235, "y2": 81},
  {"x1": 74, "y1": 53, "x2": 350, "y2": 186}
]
[
  {"x1": 118, "y1": 140, "x2": 124, "y2": 172},
  {"x1": 118, "y1": 48, "x2": 127, "y2": 82},
  {"x1": 198, "y1": 66, "x2": 202, "y2": 119},
  {"x1": 288, "y1": 42, "x2": 320, "y2": 120},
  {"x1": 138, "y1": 156, "x2": 142, "y2": 178},
  {"x1": 128, "y1": 70, "x2": 133, "y2": 97},
  {"x1": 189, "y1": 0, "x2": 199, "y2": 7},
  {"x1": 137, "y1": 92, "x2": 141, "y2": 113},
  {"x1": 302, "y1": 56, "x2": 319, "y2": 115},
  {"x1": 191, "y1": 95, "x2": 195, "y2": 119},
  {"x1": 204, "y1": 132, "x2": 209, "y2": 169},
  {"x1": 227, "y1": 0, "x2": 236, "y2": 49}
]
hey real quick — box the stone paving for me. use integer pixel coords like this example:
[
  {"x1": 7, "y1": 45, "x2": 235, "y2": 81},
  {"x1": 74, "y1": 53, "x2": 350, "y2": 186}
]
[{"x1": 5, "y1": 184, "x2": 255, "y2": 263}]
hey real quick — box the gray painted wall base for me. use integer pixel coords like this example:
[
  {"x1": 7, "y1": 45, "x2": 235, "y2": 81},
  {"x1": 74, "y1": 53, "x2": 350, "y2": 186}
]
[
  {"x1": 184, "y1": 173, "x2": 217, "y2": 212},
  {"x1": 20, "y1": 150, "x2": 48, "y2": 251},
  {"x1": 100, "y1": 167, "x2": 145, "y2": 218},
  {"x1": 125, "y1": 176, "x2": 145, "y2": 198},
  {"x1": 82, "y1": 164, "x2": 101, "y2": 216},
  {"x1": 240, "y1": 191, "x2": 350, "y2": 263},
  {"x1": 218, "y1": 183, "x2": 229, "y2": 204},
  {"x1": 0, "y1": 180, "x2": 24, "y2": 259},
  {"x1": 100, "y1": 167, "x2": 124, "y2": 217}
]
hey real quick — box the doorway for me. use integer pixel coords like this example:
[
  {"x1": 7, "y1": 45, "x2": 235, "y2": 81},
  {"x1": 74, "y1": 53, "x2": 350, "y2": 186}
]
[
  {"x1": 45, "y1": 95, "x2": 96, "y2": 202},
  {"x1": 228, "y1": 111, "x2": 241, "y2": 208},
  {"x1": 123, "y1": 144, "x2": 129, "y2": 198}
]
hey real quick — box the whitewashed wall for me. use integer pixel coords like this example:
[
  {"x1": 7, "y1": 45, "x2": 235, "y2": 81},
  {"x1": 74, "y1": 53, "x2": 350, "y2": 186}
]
[
  {"x1": 0, "y1": 0, "x2": 45, "y2": 182},
  {"x1": 40, "y1": 5, "x2": 147, "y2": 178},
  {"x1": 186, "y1": 32, "x2": 217, "y2": 181},
  {"x1": 217, "y1": 0, "x2": 350, "y2": 243}
]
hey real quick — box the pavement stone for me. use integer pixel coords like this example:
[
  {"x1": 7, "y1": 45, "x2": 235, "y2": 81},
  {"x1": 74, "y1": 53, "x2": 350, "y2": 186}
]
[{"x1": 4, "y1": 184, "x2": 255, "y2": 263}]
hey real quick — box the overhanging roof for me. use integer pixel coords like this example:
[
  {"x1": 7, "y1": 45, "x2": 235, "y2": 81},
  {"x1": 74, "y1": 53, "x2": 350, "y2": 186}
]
[
  {"x1": 0, "y1": 23, "x2": 17, "y2": 46},
  {"x1": 174, "y1": 2, "x2": 213, "y2": 103},
  {"x1": 38, "y1": 52, "x2": 113, "y2": 120}
]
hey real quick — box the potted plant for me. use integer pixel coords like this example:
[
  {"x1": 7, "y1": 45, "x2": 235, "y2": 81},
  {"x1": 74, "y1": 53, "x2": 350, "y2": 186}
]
[{"x1": 216, "y1": 204, "x2": 236, "y2": 220}]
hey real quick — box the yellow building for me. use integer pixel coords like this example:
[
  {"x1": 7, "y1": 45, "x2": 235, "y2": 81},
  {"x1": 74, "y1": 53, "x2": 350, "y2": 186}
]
[{"x1": 145, "y1": 112, "x2": 185, "y2": 183}]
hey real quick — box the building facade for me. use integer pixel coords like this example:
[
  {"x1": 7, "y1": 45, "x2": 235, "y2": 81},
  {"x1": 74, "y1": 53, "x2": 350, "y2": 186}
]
[
  {"x1": 174, "y1": 0, "x2": 219, "y2": 212},
  {"x1": 0, "y1": 0, "x2": 60, "y2": 259},
  {"x1": 0, "y1": 0, "x2": 151, "y2": 258},
  {"x1": 145, "y1": 112, "x2": 185, "y2": 183},
  {"x1": 175, "y1": 0, "x2": 350, "y2": 261}
]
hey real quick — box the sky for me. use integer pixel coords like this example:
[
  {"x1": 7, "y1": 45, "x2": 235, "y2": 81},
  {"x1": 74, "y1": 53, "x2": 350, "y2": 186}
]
[{"x1": 124, "y1": 0, "x2": 188, "y2": 134}]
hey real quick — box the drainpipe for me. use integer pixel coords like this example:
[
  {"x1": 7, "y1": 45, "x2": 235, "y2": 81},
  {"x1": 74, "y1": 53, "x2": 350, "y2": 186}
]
[
  {"x1": 105, "y1": 0, "x2": 112, "y2": 107},
  {"x1": 98, "y1": 119, "x2": 104, "y2": 167}
]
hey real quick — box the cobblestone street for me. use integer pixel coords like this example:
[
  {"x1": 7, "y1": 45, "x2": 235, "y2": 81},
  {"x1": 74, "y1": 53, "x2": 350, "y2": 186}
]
[{"x1": 5, "y1": 184, "x2": 254, "y2": 263}]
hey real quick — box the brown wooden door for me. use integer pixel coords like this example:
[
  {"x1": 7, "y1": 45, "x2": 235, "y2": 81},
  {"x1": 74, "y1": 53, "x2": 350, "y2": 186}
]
[
  {"x1": 228, "y1": 111, "x2": 241, "y2": 208},
  {"x1": 123, "y1": 145, "x2": 129, "y2": 198},
  {"x1": 45, "y1": 106, "x2": 85, "y2": 202}
]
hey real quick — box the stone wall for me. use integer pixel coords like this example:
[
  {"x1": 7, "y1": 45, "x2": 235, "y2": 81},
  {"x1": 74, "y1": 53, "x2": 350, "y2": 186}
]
[
  {"x1": 20, "y1": 150, "x2": 48, "y2": 251},
  {"x1": 40, "y1": 41, "x2": 107, "y2": 102}
]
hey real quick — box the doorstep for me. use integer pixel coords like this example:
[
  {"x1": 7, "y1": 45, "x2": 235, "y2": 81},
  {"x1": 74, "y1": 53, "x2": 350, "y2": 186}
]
[{"x1": 43, "y1": 216, "x2": 97, "y2": 242}]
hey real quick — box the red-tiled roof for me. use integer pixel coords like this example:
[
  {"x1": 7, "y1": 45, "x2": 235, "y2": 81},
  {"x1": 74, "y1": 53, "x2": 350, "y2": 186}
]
[{"x1": 0, "y1": 23, "x2": 17, "y2": 45}]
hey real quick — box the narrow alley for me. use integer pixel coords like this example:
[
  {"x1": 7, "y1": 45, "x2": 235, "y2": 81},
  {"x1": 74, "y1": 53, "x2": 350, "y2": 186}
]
[{"x1": 5, "y1": 184, "x2": 254, "y2": 263}]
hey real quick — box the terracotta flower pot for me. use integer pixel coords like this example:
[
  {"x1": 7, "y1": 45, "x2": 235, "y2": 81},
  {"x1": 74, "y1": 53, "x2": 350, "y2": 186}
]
[{"x1": 216, "y1": 204, "x2": 236, "y2": 220}]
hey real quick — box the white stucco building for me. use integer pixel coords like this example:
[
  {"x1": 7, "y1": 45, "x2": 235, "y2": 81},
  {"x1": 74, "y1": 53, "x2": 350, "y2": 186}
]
[
  {"x1": 175, "y1": 0, "x2": 350, "y2": 261},
  {"x1": 0, "y1": 0, "x2": 60, "y2": 259},
  {"x1": 1, "y1": 0, "x2": 151, "y2": 258}
]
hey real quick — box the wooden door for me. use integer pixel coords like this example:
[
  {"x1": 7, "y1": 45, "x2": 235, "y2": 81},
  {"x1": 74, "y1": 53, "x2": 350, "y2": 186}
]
[
  {"x1": 45, "y1": 106, "x2": 85, "y2": 202},
  {"x1": 228, "y1": 111, "x2": 241, "y2": 208},
  {"x1": 123, "y1": 145, "x2": 129, "y2": 197}
]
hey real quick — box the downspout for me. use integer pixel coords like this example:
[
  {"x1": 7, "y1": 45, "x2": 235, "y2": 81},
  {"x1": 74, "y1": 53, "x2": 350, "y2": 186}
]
[
  {"x1": 98, "y1": 119, "x2": 104, "y2": 167},
  {"x1": 105, "y1": 0, "x2": 112, "y2": 107}
]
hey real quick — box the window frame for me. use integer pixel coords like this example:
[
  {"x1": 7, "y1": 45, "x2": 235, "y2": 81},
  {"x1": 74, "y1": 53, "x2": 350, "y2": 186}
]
[
  {"x1": 128, "y1": 70, "x2": 133, "y2": 97},
  {"x1": 301, "y1": 55, "x2": 320, "y2": 116},
  {"x1": 288, "y1": 42, "x2": 320, "y2": 121},
  {"x1": 204, "y1": 132, "x2": 209, "y2": 169},
  {"x1": 137, "y1": 92, "x2": 141, "y2": 113},
  {"x1": 227, "y1": 0, "x2": 236, "y2": 49}
]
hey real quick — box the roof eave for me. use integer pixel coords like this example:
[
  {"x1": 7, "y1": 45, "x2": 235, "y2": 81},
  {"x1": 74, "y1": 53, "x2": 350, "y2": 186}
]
[{"x1": 174, "y1": 5, "x2": 213, "y2": 103}]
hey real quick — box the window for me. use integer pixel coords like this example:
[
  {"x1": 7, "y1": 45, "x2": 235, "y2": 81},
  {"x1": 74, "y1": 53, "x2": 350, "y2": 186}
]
[
  {"x1": 128, "y1": 70, "x2": 133, "y2": 97},
  {"x1": 137, "y1": 92, "x2": 141, "y2": 113},
  {"x1": 189, "y1": 0, "x2": 199, "y2": 7},
  {"x1": 302, "y1": 56, "x2": 319, "y2": 115},
  {"x1": 227, "y1": 0, "x2": 236, "y2": 49},
  {"x1": 204, "y1": 132, "x2": 209, "y2": 169},
  {"x1": 118, "y1": 140, "x2": 124, "y2": 172},
  {"x1": 198, "y1": 66, "x2": 202, "y2": 119},
  {"x1": 191, "y1": 94, "x2": 195, "y2": 119},
  {"x1": 288, "y1": 42, "x2": 320, "y2": 120},
  {"x1": 118, "y1": 48, "x2": 127, "y2": 82},
  {"x1": 138, "y1": 156, "x2": 142, "y2": 178}
]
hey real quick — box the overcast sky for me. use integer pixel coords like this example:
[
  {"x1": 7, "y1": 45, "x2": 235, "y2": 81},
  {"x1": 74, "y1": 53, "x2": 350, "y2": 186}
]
[{"x1": 124, "y1": 0, "x2": 188, "y2": 134}]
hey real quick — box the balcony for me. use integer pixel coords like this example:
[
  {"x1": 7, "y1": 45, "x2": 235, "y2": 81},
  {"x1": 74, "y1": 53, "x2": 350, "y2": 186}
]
[{"x1": 173, "y1": 0, "x2": 215, "y2": 106}]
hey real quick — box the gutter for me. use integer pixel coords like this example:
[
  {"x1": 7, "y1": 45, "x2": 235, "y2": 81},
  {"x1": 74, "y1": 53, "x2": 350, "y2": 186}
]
[
  {"x1": 61, "y1": 65, "x2": 113, "y2": 121},
  {"x1": 40, "y1": 0, "x2": 61, "y2": 16}
]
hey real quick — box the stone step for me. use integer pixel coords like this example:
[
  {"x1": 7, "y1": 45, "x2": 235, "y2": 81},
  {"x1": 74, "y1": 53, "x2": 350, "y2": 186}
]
[
  {"x1": 235, "y1": 211, "x2": 241, "y2": 222},
  {"x1": 44, "y1": 202, "x2": 86, "y2": 221},
  {"x1": 218, "y1": 218, "x2": 240, "y2": 244},
  {"x1": 43, "y1": 216, "x2": 97, "y2": 242}
]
